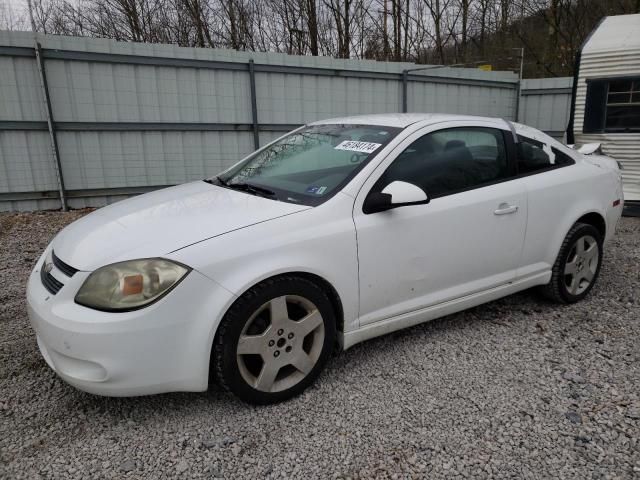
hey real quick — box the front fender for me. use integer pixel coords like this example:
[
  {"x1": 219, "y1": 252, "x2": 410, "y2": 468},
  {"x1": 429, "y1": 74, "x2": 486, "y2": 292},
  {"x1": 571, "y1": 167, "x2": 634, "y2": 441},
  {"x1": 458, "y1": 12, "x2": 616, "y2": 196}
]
[{"x1": 169, "y1": 193, "x2": 360, "y2": 334}]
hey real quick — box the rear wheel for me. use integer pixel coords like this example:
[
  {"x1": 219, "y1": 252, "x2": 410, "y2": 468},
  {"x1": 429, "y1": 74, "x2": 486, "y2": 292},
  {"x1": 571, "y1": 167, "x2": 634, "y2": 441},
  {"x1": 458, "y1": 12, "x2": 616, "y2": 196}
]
[
  {"x1": 540, "y1": 222, "x2": 603, "y2": 303},
  {"x1": 213, "y1": 276, "x2": 336, "y2": 404}
]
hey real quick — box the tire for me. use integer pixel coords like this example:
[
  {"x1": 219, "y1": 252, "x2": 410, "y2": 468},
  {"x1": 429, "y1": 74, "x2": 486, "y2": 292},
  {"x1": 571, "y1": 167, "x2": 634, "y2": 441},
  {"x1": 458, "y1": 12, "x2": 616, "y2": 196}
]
[
  {"x1": 213, "y1": 275, "x2": 336, "y2": 404},
  {"x1": 539, "y1": 222, "x2": 603, "y2": 304}
]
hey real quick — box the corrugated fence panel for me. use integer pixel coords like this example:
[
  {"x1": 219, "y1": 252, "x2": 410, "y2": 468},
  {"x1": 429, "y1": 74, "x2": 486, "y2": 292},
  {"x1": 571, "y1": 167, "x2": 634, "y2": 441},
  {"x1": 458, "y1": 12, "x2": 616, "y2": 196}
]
[
  {"x1": 0, "y1": 56, "x2": 46, "y2": 121},
  {"x1": 255, "y1": 73, "x2": 403, "y2": 123},
  {"x1": 56, "y1": 131, "x2": 255, "y2": 190},
  {"x1": 0, "y1": 131, "x2": 59, "y2": 192},
  {"x1": 45, "y1": 61, "x2": 252, "y2": 123},
  {"x1": 408, "y1": 82, "x2": 517, "y2": 118},
  {"x1": 519, "y1": 77, "x2": 573, "y2": 139}
]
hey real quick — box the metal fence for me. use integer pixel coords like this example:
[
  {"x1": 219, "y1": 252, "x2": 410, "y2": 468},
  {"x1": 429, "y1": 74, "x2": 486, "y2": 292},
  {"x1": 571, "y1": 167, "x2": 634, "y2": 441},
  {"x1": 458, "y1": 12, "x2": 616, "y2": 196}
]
[
  {"x1": 0, "y1": 31, "x2": 570, "y2": 212},
  {"x1": 518, "y1": 77, "x2": 573, "y2": 141}
]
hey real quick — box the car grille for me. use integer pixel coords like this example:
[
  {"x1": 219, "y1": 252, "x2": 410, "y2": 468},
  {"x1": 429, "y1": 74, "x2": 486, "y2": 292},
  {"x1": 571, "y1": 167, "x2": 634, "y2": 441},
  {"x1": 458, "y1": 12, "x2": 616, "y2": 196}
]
[
  {"x1": 40, "y1": 251, "x2": 79, "y2": 295},
  {"x1": 52, "y1": 250, "x2": 78, "y2": 277},
  {"x1": 40, "y1": 264, "x2": 64, "y2": 295}
]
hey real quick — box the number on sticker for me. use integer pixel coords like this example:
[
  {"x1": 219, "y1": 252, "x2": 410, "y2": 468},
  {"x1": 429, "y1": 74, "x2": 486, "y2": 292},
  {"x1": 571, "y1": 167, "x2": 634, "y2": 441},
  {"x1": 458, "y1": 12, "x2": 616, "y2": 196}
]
[{"x1": 334, "y1": 140, "x2": 382, "y2": 154}]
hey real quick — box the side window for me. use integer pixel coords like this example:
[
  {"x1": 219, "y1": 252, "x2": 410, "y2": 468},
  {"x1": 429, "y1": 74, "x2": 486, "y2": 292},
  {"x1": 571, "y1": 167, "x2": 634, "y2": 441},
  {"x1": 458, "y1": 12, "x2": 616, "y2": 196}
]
[
  {"x1": 516, "y1": 136, "x2": 551, "y2": 173},
  {"x1": 551, "y1": 147, "x2": 575, "y2": 167},
  {"x1": 516, "y1": 135, "x2": 574, "y2": 174},
  {"x1": 378, "y1": 127, "x2": 509, "y2": 198}
]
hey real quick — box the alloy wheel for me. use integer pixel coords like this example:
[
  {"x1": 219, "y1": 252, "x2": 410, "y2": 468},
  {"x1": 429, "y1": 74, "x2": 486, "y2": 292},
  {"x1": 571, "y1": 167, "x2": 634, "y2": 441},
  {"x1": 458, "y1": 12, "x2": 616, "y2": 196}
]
[
  {"x1": 564, "y1": 234, "x2": 599, "y2": 296},
  {"x1": 236, "y1": 295, "x2": 325, "y2": 393}
]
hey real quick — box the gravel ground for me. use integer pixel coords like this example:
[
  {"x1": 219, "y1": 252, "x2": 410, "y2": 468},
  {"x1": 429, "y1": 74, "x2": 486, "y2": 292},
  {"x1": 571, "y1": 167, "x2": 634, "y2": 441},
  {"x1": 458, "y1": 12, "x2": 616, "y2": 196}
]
[{"x1": 1, "y1": 211, "x2": 639, "y2": 480}]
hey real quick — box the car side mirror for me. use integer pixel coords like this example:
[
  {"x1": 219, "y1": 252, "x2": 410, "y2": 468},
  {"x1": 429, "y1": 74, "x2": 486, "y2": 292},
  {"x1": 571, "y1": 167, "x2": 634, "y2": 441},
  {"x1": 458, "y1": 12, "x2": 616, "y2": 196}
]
[{"x1": 363, "y1": 181, "x2": 429, "y2": 214}]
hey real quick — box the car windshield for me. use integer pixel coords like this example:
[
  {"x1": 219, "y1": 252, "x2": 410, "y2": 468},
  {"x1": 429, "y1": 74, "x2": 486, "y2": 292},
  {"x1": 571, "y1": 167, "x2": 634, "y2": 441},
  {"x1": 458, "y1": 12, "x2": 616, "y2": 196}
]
[{"x1": 213, "y1": 124, "x2": 401, "y2": 206}]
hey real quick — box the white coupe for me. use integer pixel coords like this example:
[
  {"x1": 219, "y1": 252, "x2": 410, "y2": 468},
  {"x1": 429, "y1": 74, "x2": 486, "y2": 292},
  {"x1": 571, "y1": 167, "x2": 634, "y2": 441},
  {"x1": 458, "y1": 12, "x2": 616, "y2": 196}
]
[{"x1": 27, "y1": 114, "x2": 624, "y2": 404}]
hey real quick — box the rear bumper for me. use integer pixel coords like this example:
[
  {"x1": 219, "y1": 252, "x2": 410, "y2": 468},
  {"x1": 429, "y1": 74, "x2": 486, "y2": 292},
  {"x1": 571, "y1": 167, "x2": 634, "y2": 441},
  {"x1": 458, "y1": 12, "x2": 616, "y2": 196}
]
[{"x1": 26, "y1": 254, "x2": 236, "y2": 396}]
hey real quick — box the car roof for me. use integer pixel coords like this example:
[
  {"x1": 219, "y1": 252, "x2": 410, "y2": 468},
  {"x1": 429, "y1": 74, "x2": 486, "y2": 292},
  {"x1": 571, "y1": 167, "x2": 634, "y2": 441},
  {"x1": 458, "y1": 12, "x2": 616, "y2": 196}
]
[
  {"x1": 308, "y1": 113, "x2": 503, "y2": 128},
  {"x1": 307, "y1": 114, "x2": 566, "y2": 150}
]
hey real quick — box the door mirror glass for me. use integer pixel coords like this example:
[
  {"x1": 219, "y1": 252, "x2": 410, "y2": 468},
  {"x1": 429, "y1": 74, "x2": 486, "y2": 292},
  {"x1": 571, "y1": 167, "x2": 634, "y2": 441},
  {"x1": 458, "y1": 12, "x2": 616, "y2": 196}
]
[{"x1": 363, "y1": 181, "x2": 428, "y2": 214}]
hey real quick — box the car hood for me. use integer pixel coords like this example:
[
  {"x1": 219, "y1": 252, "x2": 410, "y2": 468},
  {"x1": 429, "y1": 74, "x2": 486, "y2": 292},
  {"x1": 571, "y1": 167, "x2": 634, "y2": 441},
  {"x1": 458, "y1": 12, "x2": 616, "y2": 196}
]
[{"x1": 52, "y1": 181, "x2": 310, "y2": 271}]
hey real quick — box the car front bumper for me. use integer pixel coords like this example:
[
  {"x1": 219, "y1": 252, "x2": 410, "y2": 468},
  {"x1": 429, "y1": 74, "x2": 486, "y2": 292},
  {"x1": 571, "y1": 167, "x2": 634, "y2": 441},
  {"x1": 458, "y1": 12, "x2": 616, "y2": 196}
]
[{"x1": 26, "y1": 251, "x2": 236, "y2": 396}]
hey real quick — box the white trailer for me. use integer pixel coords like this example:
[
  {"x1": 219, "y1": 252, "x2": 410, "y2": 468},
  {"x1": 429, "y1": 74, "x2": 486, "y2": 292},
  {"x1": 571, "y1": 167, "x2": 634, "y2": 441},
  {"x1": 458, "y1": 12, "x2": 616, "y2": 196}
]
[{"x1": 567, "y1": 14, "x2": 640, "y2": 203}]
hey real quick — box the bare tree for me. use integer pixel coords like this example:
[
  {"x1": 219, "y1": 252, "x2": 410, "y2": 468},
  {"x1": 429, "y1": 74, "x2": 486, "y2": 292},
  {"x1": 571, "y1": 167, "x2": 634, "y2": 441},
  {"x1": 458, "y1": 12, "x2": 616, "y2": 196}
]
[
  {"x1": 7, "y1": 0, "x2": 639, "y2": 76},
  {"x1": 323, "y1": 0, "x2": 354, "y2": 58},
  {"x1": 305, "y1": 0, "x2": 320, "y2": 55}
]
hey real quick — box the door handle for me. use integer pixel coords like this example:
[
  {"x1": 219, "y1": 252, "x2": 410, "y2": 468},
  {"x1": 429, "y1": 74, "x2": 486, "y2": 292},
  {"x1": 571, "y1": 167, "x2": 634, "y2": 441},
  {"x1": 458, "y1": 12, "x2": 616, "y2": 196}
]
[{"x1": 494, "y1": 203, "x2": 518, "y2": 215}]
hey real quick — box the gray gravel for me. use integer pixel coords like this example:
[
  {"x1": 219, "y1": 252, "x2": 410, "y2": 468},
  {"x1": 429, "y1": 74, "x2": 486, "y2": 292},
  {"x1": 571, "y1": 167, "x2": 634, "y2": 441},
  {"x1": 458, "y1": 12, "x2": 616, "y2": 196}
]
[{"x1": 1, "y1": 211, "x2": 639, "y2": 479}]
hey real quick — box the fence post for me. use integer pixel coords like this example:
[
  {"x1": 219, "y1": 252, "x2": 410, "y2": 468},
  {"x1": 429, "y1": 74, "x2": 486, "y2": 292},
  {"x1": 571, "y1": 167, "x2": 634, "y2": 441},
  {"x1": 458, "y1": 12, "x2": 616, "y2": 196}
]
[
  {"x1": 513, "y1": 47, "x2": 524, "y2": 122},
  {"x1": 402, "y1": 70, "x2": 408, "y2": 113},
  {"x1": 248, "y1": 59, "x2": 260, "y2": 150},
  {"x1": 514, "y1": 81, "x2": 521, "y2": 122},
  {"x1": 34, "y1": 42, "x2": 67, "y2": 211}
]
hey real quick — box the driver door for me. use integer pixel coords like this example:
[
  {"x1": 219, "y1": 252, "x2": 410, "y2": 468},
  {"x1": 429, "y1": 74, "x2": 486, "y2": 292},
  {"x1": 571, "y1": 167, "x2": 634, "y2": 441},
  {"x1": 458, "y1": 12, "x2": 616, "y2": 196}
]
[{"x1": 353, "y1": 122, "x2": 527, "y2": 326}]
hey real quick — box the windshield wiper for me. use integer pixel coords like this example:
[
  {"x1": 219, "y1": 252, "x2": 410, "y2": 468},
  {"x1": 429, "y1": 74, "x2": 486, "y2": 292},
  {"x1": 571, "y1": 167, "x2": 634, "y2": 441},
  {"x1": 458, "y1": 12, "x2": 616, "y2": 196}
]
[
  {"x1": 205, "y1": 176, "x2": 276, "y2": 198},
  {"x1": 226, "y1": 182, "x2": 276, "y2": 198},
  {"x1": 215, "y1": 175, "x2": 227, "y2": 186}
]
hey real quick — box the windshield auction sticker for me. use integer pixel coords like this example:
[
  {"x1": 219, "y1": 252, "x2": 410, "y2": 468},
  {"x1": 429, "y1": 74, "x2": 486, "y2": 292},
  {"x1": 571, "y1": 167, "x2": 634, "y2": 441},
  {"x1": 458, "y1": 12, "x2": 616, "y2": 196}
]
[{"x1": 334, "y1": 140, "x2": 382, "y2": 154}]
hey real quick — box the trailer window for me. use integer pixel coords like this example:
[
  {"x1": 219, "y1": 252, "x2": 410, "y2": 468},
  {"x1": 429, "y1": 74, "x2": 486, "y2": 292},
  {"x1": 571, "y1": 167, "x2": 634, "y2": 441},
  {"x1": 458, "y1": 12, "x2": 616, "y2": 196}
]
[
  {"x1": 606, "y1": 79, "x2": 640, "y2": 130},
  {"x1": 584, "y1": 78, "x2": 640, "y2": 133}
]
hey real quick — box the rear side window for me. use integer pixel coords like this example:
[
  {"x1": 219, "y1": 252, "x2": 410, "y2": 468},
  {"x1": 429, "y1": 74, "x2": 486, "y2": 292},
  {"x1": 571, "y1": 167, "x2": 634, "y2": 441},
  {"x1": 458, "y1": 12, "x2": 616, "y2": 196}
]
[
  {"x1": 516, "y1": 135, "x2": 574, "y2": 174},
  {"x1": 551, "y1": 148, "x2": 575, "y2": 167},
  {"x1": 377, "y1": 127, "x2": 509, "y2": 198}
]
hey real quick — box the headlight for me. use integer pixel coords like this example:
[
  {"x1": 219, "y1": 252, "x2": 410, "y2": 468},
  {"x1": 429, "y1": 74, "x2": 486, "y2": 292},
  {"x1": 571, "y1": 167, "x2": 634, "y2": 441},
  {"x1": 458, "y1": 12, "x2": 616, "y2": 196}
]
[{"x1": 75, "y1": 258, "x2": 190, "y2": 311}]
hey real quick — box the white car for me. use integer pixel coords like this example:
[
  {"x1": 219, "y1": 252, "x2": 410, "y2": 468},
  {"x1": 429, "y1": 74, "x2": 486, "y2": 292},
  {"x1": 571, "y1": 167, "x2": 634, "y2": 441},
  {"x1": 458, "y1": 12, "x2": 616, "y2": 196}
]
[{"x1": 27, "y1": 114, "x2": 624, "y2": 404}]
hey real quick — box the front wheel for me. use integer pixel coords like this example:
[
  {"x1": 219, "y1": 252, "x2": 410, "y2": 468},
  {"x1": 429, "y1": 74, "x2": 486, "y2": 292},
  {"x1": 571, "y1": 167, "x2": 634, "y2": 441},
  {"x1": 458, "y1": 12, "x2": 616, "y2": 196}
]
[
  {"x1": 213, "y1": 276, "x2": 336, "y2": 404},
  {"x1": 540, "y1": 222, "x2": 603, "y2": 303}
]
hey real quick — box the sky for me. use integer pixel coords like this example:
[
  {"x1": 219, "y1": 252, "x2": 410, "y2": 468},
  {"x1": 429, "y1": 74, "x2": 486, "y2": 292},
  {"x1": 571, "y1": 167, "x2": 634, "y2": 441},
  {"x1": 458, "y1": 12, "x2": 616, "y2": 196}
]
[
  {"x1": 1, "y1": 0, "x2": 29, "y2": 30},
  {"x1": 7, "y1": 0, "x2": 27, "y2": 10}
]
